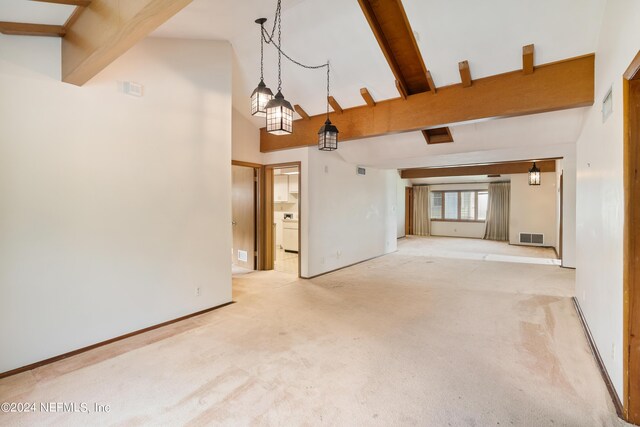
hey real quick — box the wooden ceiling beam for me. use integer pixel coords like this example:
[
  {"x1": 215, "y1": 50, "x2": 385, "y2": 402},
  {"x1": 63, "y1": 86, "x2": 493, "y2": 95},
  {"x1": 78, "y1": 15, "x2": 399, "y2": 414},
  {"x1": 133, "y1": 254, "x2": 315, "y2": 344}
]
[
  {"x1": 396, "y1": 80, "x2": 408, "y2": 100},
  {"x1": 523, "y1": 44, "x2": 535, "y2": 74},
  {"x1": 0, "y1": 21, "x2": 65, "y2": 37},
  {"x1": 401, "y1": 160, "x2": 557, "y2": 179},
  {"x1": 360, "y1": 88, "x2": 376, "y2": 107},
  {"x1": 459, "y1": 60, "x2": 472, "y2": 87},
  {"x1": 426, "y1": 70, "x2": 437, "y2": 93},
  {"x1": 62, "y1": 0, "x2": 192, "y2": 86},
  {"x1": 294, "y1": 105, "x2": 310, "y2": 120},
  {"x1": 358, "y1": 0, "x2": 452, "y2": 146},
  {"x1": 357, "y1": 0, "x2": 430, "y2": 94},
  {"x1": 328, "y1": 96, "x2": 343, "y2": 114},
  {"x1": 31, "y1": 0, "x2": 92, "y2": 6},
  {"x1": 260, "y1": 54, "x2": 595, "y2": 152}
]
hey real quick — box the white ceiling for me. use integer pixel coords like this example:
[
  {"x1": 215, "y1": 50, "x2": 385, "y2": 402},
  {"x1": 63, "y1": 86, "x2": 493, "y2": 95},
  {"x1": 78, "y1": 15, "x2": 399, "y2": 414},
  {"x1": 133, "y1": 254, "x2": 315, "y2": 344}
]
[
  {"x1": 154, "y1": 0, "x2": 605, "y2": 122},
  {"x1": 0, "y1": 1, "x2": 74, "y2": 26},
  {"x1": 1, "y1": 0, "x2": 603, "y2": 170},
  {"x1": 403, "y1": 0, "x2": 606, "y2": 87},
  {"x1": 152, "y1": 0, "x2": 604, "y2": 169},
  {"x1": 338, "y1": 108, "x2": 587, "y2": 169}
]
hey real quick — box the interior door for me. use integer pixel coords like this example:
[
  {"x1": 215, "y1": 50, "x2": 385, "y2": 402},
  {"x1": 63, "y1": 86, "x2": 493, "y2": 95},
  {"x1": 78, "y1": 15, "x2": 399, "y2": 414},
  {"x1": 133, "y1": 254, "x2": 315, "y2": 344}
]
[{"x1": 232, "y1": 165, "x2": 255, "y2": 270}]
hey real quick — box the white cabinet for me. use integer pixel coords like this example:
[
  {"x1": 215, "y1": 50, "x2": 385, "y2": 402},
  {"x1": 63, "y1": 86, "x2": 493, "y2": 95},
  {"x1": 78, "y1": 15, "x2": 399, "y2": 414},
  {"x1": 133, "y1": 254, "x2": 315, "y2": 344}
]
[
  {"x1": 283, "y1": 220, "x2": 299, "y2": 252},
  {"x1": 274, "y1": 175, "x2": 289, "y2": 202},
  {"x1": 288, "y1": 175, "x2": 299, "y2": 194}
]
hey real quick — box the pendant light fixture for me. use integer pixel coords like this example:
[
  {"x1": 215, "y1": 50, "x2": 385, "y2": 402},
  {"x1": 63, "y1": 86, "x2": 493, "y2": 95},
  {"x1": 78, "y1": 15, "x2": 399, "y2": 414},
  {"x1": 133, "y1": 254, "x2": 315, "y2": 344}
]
[
  {"x1": 256, "y1": 0, "x2": 339, "y2": 148},
  {"x1": 528, "y1": 162, "x2": 541, "y2": 185},
  {"x1": 265, "y1": 3, "x2": 294, "y2": 135},
  {"x1": 250, "y1": 18, "x2": 273, "y2": 117},
  {"x1": 318, "y1": 64, "x2": 339, "y2": 151}
]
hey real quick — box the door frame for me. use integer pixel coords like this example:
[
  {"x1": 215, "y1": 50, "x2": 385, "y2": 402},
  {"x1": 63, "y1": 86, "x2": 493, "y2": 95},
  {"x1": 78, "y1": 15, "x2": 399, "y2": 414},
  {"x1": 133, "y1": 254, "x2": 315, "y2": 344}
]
[
  {"x1": 559, "y1": 172, "x2": 563, "y2": 262},
  {"x1": 232, "y1": 160, "x2": 262, "y2": 270},
  {"x1": 261, "y1": 161, "x2": 302, "y2": 277},
  {"x1": 405, "y1": 186, "x2": 413, "y2": 236},
  {"x1": 623, "y1": 50, "x2": 640, "y2": 424}
]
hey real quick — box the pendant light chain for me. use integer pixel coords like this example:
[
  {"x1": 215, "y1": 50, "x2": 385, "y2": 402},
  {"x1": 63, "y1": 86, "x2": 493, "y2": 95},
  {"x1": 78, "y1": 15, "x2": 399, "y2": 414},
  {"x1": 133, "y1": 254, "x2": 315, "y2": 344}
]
[
  {"x1": 277, "y1": 4, "x2": 282, "y2": 92},
  {"x1": 260, "y1": 22, "x2": 265, "y2": 80},
  {"x1": 326, "y1": 63, "x2": 330, "y2": 119},
  {"x1": 256, "y1": 0, "x2": 338, "y2": 148}
]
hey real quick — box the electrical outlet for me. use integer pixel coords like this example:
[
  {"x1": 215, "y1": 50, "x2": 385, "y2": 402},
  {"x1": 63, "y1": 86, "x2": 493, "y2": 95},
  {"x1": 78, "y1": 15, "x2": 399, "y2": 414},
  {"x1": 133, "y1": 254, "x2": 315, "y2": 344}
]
[
  {"x1": 321, "y1": 257, "x2": 325, "y2": 265},
  {"x1": 336, "y1": 250, "x2": 341, "y2": 258},
  {"x1": 195, "y1": 287, "x2": 201, "y2": 297}
]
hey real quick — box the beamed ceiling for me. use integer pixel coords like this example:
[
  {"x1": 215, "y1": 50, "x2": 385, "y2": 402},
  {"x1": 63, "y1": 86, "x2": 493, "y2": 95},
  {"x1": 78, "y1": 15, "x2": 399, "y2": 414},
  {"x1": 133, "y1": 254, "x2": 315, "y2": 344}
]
[
  {"x1": 153, "y1": 0, "x2": 604, "y2": 168},
  {"x1": 0, "y1": 0, "x2": 606, "y2": 168}
]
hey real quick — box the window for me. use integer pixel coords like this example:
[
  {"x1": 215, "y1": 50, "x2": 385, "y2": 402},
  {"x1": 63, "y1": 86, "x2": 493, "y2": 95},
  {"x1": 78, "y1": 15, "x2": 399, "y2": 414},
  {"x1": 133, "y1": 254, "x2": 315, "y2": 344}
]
[
  {"x1": 460, "y1": 191, "x2": 475, "y2": 220},
  {"x1": 430, "y1": 190, "x2": 488, "y2": 222},
  {"x1": 431, "y1": 192, "x2": 443, "y2": 219},
  {"x1": 444, "y1": 192, "x2": 458, "y2": 219},
  {"x1": 477, "y1": 191, "x2": 488, "y2": 221}
]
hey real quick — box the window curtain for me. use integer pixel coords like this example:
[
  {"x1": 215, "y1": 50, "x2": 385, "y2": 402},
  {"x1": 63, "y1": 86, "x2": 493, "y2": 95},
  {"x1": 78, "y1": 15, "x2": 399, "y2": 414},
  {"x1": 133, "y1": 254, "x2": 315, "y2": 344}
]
[
  {"x1": 412, "y1": 185, "x2": 430, "y2": 236},
  {"x1": 484, "y1": 182, "x2": 510, "y2": 241}
]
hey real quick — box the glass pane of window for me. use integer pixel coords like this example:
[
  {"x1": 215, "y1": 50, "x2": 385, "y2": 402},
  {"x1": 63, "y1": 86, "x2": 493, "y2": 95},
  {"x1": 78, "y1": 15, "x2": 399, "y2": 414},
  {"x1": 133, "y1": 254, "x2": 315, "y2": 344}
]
[
  {"x1": 430, "y1": 192, "x2": 442, "y2": 219},
  {"x1": 478, "y1": 191, "x2": 488, "y2": 221},
  {"x1": 460, "y1": 191, "x2": 476, "y2": 220},
  {"x1": 444, "y1": 192, "x2": 458, "y2": 219}
]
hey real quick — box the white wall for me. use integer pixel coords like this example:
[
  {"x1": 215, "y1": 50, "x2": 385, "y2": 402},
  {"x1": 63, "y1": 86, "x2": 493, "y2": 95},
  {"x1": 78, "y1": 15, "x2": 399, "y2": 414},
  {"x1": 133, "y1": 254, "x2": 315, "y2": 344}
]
[
  {"x1": 509, "y1": 173, "x2": 558, "y2": 248},
  {"x1": 431, "y1": 221, "x2": 486, "y2": 239},
  {"x1": 575, "y1": 0, "x2": 640, "y2": 399},
  {"x1": 560, "y1": 150, "x2": 578, "y2": 268},
  {"x1": 0, "y1": 37, "x2": 233, "y2": 373},
  {"x1": 306, "y1": 151, "x2": 398, "y2": 277},
  {"x1": 263, "y1": 147, "x2": 311, "y2": 276},
  {"x1": 232, "y1": 107, "x2": 262, "y2": 164},
  {"x1": 396, "y1": 173, "x2": 409, "y2": 238}
]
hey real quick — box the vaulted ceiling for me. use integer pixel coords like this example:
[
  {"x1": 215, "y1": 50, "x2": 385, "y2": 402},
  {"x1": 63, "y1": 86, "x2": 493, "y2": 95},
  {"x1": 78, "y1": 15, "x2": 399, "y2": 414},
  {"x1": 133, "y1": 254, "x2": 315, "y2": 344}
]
[
  {"x1": 1, "y1": 0, "x2": 605, "y2": 168},
  {"x1": 0, "y1": 1, "x2": 75, "y2": 26},
  {"x1": 152, "y1": 0, "x2": 605, "y2": 168}
]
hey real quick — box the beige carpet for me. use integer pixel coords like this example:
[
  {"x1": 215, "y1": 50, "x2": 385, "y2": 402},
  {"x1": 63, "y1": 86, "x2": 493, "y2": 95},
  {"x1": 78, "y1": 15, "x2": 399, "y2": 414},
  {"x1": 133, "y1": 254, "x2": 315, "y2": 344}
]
[{"x1": 0, "y1": 237, "x2": 628, "y2": 426}]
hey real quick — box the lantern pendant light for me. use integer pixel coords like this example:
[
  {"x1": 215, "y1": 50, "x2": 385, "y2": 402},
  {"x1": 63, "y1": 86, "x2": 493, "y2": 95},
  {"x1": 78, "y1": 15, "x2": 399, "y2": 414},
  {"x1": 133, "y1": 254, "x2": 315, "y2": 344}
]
[
  {"x1": 318, "y1": 64, "x2": 339, "y2": 151},
  {"x1": 265, "y1": 6, "x2": 294, "y2": 135},
  {"x1": 250, "y1": 18, "x2": 273, "y2": 117},
  {"x1": 528, "y1": 162, "x2": 541, "y2": 185}
]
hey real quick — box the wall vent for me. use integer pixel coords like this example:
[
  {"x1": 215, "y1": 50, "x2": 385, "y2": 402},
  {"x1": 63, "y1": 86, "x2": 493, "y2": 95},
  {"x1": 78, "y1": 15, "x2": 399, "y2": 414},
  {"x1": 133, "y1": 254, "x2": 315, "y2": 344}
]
[
  {"x1": 356, "y1": 166, "x2": 366, "y2": 176},
  {"x1": 519, "y1": 232, "x2": 544, "y2": 245}
]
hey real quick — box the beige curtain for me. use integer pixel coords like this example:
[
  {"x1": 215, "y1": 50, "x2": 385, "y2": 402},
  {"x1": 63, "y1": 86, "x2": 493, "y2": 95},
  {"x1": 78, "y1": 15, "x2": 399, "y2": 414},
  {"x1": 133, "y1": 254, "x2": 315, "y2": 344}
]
[
  {"x1": 413, "y1": 186, "x2": 430, "y2": 236},
  {"x1": 484, "y1": 182, "x2": 510, "y2": 241}
]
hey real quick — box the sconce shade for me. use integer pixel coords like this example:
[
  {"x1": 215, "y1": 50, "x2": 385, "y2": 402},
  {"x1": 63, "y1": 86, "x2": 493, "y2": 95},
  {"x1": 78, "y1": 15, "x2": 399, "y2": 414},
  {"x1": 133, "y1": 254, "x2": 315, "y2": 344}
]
[
  {"x1": 250, "y1": 79, "x2": 273, "y2": 117},
  {"x1": 528, "y1": 162, "x2": 541, "y2": 185},
  {"x1": 266, "y1": 91, "x2": 294, "y2": 135},
  {"x1": 318, "y1": 119, "x2": 339, "y2": 151}
]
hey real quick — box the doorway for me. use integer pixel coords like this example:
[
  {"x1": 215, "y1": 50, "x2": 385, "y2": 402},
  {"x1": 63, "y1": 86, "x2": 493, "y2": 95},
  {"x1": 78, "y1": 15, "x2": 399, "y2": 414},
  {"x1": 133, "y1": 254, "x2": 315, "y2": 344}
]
[
  {"x1": 273, "y1": 166, "x2": 299, "y2": 275},
  {"x1": 624, "y1": 50, "x2": 640, "y2": 424},
  {"x1": 231, "y1": 162, "x2": 258, "y2": 273},
  {"x1": 259, "y1": 162, "x2": 302, "y2": 277}
]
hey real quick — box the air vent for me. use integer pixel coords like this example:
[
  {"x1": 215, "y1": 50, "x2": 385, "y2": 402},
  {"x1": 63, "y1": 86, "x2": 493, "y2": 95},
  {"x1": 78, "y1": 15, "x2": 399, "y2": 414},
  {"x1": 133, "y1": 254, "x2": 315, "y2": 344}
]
[
  {"x1": 356, "y1": 166, "x2": 366, "y2": 176},
  {"x1": 519, "y1": 232, "x2": 544, "y2": 246}
]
